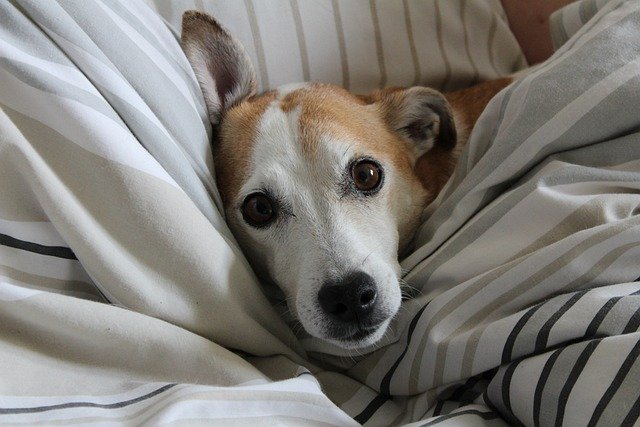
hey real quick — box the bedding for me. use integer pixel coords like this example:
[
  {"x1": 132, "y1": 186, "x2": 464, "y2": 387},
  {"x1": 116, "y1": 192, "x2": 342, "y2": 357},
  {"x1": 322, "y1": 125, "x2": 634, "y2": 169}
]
[
  {"x1": 143, "y1": 0, "x2": 525, "y2": 94},
  {"x1": 1, "y1": 0, "x2": 640, "y2": 425}
]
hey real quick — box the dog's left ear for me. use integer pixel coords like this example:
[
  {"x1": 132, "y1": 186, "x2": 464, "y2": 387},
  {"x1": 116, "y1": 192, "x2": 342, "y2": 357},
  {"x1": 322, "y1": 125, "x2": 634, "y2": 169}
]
[
  {"x1": 370, "y1": 87, "x2": 457, "y2": 161},
  {"x1": 181, "y1": 11, "x2": 256, "y2": 125}
]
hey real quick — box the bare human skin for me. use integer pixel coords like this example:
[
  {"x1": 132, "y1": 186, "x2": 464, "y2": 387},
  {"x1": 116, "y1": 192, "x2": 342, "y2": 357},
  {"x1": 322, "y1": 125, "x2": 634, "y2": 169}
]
[{"x1": 501, "y1": 0, "x2": 576, "y2": 65}]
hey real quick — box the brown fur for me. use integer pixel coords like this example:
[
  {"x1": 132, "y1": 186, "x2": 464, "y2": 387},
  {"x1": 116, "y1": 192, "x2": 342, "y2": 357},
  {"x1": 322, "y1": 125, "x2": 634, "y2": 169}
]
[
  {"x1": 445, "y1": 77, "x2": 513, "y2": 134},
  {"x1": 182, "y1": 11, "x2": 226, "y2": 37},
  {"x1": 216, "y1": 91, "x2": 276, "y2": 205},
  {"x1": 415, "y1": 77, "x2": 513, "y2": 195},
  {"x1": 183, "y1": 10, "x2": 513, "y2": 212},
  {"x1": 216, "y1": 84, "x2": 420, "y2": 208},
  {"x1": 280, "y1": 84, "x2": 415, "y2": 169},
  {"x1": 216, "y1": 77, "x2": 513, "y2": 209}
]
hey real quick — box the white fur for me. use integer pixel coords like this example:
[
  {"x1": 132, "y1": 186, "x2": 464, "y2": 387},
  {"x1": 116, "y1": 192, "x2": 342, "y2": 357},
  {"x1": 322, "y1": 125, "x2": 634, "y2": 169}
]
[
  {"x1": 276, "y1": 82, "x2": 309, "y2": 100},
  {"x1": 180, "y1": 13, "x2": 428, "y2": 349},
  {"x1": 230, "y1": 99, "x2": 402, "y2": 348}
]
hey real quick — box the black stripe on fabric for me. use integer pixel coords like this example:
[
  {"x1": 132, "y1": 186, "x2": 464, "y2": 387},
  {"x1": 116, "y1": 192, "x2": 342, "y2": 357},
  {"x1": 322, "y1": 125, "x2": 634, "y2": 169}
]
[
  {"x1": 535, "y1": 290, "x2": 588, "y2": 354},
  {"x1": 533, "y1": 348, "x2": 563, "y2": 427},
  {"x1": 0, "y1": 384, "x2": 176, "y2": 414},
  {"x1": 622, "y1": 306, "x2": 640, "y2": 334},
  {"x1": 433, "y1": 376, "x2": 483, "y2": 416},
  {"x1": 93, "y1": 285, "x2": 112, "y2": 304},
  {"x1": 501, "y1": 359, "x2": 523, "y2": 424},
  {"x1": 621, "y1": 393, "x2": 640, "y2": 426},
  {"x1": 457, "y1": 377, "x2": 485, "y2": 405},
  {"x1": 482, "y1": 389, "x2": 507, "y2": 426},
  {"x1": 0, "y1": 233, "x2": 77, "y2": 260},
  {"x1": 584, "y1": 297, "x2": 622, "y2": 338},
  {"x1": 432, "y1": 398, "x2": 446, "y2": 417},
  {"x1": 502, "y1": 302, "x2": 545, "y2": 364},
  {"x1": 419, "y1": 409, "x2": 500, "y2": 426},
  {"x1": 588, "y1": 339, "x2": 640, "y2": 427},
  {"x1": 353, "y1": 394, "x2": 388, "y2": 425},
  {"x1": 554, "y1": 339, "x2": 601, "y2": 427},
  {"x1": 380, "y1": 304, "x2": 429, "y2": 395}
]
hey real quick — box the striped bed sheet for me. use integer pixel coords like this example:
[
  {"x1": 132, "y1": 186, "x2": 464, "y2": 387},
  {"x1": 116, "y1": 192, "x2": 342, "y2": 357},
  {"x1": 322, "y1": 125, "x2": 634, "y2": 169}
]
[
  {"x1": 0, "y1": 0, "x2": 639, "y2": 425},
  {"x1": 143, "y1": 0, "x2": 525, "y2": 94}
]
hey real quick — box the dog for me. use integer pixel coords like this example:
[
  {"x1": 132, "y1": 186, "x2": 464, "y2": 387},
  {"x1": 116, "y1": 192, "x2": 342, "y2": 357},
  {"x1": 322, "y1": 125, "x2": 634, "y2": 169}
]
[{"x1": 181, "y1": 11, "x2": 513, "y2": 349}]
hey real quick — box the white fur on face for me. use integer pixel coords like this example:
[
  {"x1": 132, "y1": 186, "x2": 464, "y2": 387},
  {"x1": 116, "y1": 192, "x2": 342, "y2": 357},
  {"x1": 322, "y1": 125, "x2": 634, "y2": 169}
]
[{"x1": 228, "y1": 96, "x2": 405, "y2": 349}]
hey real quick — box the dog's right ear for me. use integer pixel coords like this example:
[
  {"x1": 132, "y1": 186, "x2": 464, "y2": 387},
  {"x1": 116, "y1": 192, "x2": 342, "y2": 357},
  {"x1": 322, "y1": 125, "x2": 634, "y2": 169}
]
[
  {"x1": 181, "y1": 11, "x2": 256, "y2": 125},
  {"x1": 367, "y1": 87, "x2": 457, "y2": 164}
]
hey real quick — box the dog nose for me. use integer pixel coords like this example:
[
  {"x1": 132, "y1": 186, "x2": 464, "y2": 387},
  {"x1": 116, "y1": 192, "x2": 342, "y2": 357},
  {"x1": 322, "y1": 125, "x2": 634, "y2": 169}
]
[{"x1": 318, "y1": 272, "x2": 378, "y2": 323}]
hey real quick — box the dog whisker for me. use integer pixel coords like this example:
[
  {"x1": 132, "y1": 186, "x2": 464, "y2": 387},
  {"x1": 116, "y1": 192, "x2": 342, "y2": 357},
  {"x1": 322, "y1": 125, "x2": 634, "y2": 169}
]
[
  {"x1": 342, "y1": 142, "x2": 354, "y2": 159},
  {"x1": 399, "y1": 277, "x2": 423, "y2": 300},
  {"x1": 360, "y1": 251, "x2": 374, "y2": 267}
]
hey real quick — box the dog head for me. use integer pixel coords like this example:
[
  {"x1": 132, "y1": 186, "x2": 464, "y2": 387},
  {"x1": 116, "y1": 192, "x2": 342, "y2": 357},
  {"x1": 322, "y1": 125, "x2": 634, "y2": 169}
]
[{"x1": 181, "y1": 12, "x2": 457, "y2": 349}]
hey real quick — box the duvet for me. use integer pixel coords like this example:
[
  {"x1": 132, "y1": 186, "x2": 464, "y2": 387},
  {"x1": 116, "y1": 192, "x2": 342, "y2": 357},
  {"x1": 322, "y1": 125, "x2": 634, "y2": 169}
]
[{"x1": 1, "y1": 0, "x2": 640, "y2": 425}]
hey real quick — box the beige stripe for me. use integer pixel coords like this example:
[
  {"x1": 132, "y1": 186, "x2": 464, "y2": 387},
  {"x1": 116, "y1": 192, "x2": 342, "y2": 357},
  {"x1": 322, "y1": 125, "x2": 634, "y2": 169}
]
[
  {"x1": 550, "y1": 9, "x2": 568, "y2": 51},
  {"x1": 430, "y1": 218, "x2": 640, "y2": 386},
  {"x1": 408, "y1": 251, "x2": 536, "y2": 391},
  {"x1": 509, "y1": 195, "x2": 631, "y2": 263},
  {"x1": 400, "y1": 388, "x2": 439, "y2": 423},
  {"x1": 461, "y1": 0, "x2": 480, "y2": 86},
  {"x1": 487, "y1": 14, "x2": 500, "y2": 75},
  {"x1": 289, "y1": 0, "x2": 310, "y2": 82},
  {"x1": 460, "y1": 241, "x2": 640, "y2": 378},
  {"x1": 369, "y1": 0, "x2": 387, "y2": 88},
  {"x1": 556, "y1": 10, "x2": 572, "y2": 49},
  {"x1": 434, "y1": 0, "x2": 452, "y2": 90},
  {"x1": 2, "y1": 105, "x2": 302, "y2": 359},
  {"x1": 407, "y1": 214, "x2": 640, "y2": 391},
  {"x1": 0, "y1": 264, "x2": 102, "y2": 300},
  {"x1": 579, "y1": 0, "x2": 600, "y2": 25},
  {"x1": 402, "y1": 0, "x2": 421, "y2": 86},
  {"x1": 453, "y1": 194, "x2": 640, "y2": 379},
  {"x1": 244, "y1": 0, "x2": 270, "y2": 90},
  {"x1": 331, "y1": 0, "x2": 350, "y2": 90},
  {"x1": 194, "y1": 0, "x2": 205, "y2": 11}
]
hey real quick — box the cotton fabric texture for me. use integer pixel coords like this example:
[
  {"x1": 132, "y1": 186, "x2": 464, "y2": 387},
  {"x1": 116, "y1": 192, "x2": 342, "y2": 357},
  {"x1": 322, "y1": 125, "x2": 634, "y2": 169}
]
[{"x1": 1, "y1": 0, "x2": 639, "y2": 425}]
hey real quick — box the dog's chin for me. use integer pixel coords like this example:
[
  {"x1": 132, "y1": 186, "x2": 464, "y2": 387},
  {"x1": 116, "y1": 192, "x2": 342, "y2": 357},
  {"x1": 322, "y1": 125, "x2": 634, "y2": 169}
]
[{"x1": 319, "y1": 319, "x2": 391, "y2": 350}]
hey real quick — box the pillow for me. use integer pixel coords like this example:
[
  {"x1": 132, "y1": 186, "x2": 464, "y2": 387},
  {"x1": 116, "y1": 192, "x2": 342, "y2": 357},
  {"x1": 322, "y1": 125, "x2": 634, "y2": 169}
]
[
  {"x1": 550, "y1": 0, "x2": 606, "y2": 49},
  {"x1": 145, "y1": 0, "x2": 526, "y2": 93}
]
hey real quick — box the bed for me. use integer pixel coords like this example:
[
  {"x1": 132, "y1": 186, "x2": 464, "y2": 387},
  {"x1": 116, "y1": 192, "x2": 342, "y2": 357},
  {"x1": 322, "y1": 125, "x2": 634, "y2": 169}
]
[{"x1": 1, "y1": 0, "x2": 639, "y2": 425}]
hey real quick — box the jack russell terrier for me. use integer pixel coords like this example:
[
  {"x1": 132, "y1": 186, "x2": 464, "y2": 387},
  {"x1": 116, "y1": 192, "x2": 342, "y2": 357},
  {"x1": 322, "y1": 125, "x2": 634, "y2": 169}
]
[{"x1": 181, "y1": 11, "x2": 513, "y2": 349}]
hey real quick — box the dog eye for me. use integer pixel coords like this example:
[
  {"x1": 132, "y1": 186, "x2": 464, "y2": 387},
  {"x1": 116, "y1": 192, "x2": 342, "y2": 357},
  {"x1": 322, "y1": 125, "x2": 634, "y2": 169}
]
[
  {"x1": 242, "y1": 193, "x2": 276, "y2": 227},
  {"x1": 351, "y1": 159, "x2": 383, "y2": 193}
]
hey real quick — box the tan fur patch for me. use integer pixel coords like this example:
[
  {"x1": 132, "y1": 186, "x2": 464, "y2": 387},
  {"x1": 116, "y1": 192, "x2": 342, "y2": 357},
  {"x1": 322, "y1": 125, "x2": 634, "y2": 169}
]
[
  {"x1": 279, "y1": 83, "x2": 416, "y2": 177},
  {"x1": 444, "y1": 77, "x2": 513, "y2": 143},
  {"x1": 216, "y1": 78, "x2": 513, "y2": 209},
  {"x1": 413, "y1": 77, "x2": 513, "y2": 195},
  {"x1": 276, "y1": 83, "x2": 429, "y2": 248},
  {"x1": 216, "y1": 91, "x2": 277, "y2": 206}
]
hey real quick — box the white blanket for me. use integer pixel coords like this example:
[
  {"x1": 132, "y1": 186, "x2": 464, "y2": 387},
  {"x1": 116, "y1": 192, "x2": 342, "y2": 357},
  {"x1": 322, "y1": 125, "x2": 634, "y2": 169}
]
[{"x1": 1, "y1": 0, "x2": 639, "y2": 425}]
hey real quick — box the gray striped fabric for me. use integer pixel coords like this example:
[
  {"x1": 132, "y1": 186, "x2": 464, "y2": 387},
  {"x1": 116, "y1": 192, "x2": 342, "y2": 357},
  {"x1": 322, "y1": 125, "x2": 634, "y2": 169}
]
[
  {"x1": 1, "y1": 0, "x2": 640, "y2": 425},
  {"x1": 550, "y1": 0, "x2": 610, "y2": 50},
  {"x1": 144, "y1": 0, "x2": 526, "y2": 94}
]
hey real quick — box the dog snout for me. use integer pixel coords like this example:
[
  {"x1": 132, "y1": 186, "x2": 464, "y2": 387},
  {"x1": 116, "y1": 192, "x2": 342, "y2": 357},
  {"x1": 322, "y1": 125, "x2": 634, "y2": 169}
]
[{"x1": 318, "y1": 271, "x2": 378, "y2": 324}]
